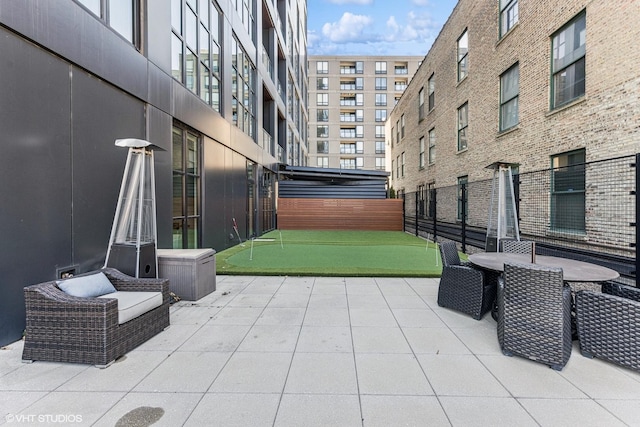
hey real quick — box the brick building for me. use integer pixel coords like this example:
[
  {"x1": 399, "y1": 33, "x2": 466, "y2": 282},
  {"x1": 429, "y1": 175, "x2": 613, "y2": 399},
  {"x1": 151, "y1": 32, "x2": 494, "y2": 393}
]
[
  {"x1": 389, "y1": 0, "x2": 639, "y2": 189},
  {"x1": 309, "y1": 56, "x2": 422, "y2": 170}
]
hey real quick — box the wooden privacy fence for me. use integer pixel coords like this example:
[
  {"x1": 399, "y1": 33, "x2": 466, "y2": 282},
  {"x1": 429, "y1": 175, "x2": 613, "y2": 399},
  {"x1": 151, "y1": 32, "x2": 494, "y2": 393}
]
[{"x1": 277, "y1": 198, "x2": 404, "y2": 231}]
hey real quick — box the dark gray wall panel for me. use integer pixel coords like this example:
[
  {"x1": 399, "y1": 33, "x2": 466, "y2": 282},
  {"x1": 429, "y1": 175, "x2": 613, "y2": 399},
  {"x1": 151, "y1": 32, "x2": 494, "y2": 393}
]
[
  {"x1": 148, "y1": 62, "x2": 173, "y2": 116},
  {"x1": 71, "y1": 69, "x2": 146, "y2": 272},
  {"x1": 0, "y1": 0, "x2": 148, "y2": 101},
  {"x1": 147, "y1": 105, "x2": 173, "y2": 249},
  {"x1": 203, "y1": 139, "x2": 228, "y2": 251},
  {"x1": 0, "y1": 29, "x2": 72, "y2": 344},
  {"x1": 232, "y1": 151, "x2": 249, "y2": 240}
]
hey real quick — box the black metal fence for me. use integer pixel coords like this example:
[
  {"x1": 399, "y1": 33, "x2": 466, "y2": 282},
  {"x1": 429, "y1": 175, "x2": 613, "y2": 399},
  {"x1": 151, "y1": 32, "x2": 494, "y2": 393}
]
[{"x1": 401, "y1": 154, "x2": 638, "y2": 284}]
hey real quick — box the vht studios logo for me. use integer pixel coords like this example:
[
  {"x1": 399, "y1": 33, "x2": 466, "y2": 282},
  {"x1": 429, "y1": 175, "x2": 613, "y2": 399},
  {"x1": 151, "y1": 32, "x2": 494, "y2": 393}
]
[{"x1": 5, "y1": 414, "x2": 83, "y2": 423}]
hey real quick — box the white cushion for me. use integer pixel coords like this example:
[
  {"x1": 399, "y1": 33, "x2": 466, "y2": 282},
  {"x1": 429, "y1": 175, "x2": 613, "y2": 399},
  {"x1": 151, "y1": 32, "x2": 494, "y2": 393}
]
[
  {"x1": 98, "y1": 291, "x2": 162, "y2": 324},
  {"x1": 57, "y1": 272, "x2": 117, "y2": 298}
]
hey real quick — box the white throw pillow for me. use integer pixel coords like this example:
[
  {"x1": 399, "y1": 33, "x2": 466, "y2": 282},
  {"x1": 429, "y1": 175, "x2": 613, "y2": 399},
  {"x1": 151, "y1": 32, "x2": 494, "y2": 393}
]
[{"x1": 57, "y1": 272, "x2": 117, "y2": 298}]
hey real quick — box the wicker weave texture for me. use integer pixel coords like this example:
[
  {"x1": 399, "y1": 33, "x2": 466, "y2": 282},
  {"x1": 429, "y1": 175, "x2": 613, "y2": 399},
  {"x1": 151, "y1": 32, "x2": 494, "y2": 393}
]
[
  {"x1": 22, "y1": 268, "x2": 170, "y2": 367},
  {"x1": 501, "y1": 240, "x2": 534, "y2": 254},
  {"x1": 576, "y1": 282, "x2": 640, "y2": 372},
  {"x1": 437, "y1": 242, "x2": 495, "y2": 320},
  {"x1": 497, "y1": 262, "x2": 572, "y2": 370}
]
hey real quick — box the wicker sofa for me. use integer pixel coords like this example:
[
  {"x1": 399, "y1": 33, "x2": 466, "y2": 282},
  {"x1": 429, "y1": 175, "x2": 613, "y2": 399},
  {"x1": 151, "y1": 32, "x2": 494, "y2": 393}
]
[{"x1": 22, "y1": 267, "x2": 170, "y2": 368}]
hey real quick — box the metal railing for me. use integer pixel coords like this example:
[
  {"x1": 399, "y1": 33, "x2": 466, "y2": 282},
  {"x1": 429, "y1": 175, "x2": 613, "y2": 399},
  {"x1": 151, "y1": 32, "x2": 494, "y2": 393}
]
[{"x1": 400, "y1": 154, "x2": 638, "y2": 284}]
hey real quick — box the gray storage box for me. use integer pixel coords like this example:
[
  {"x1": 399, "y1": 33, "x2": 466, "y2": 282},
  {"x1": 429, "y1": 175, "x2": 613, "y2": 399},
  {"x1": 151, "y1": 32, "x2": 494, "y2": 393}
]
[{"x1": 157, "y1": 248, "x2": 216, "y2": 301}]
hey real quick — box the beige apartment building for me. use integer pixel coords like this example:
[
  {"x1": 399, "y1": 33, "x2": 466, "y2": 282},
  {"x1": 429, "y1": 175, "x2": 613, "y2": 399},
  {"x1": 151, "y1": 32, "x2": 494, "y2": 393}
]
[
  {"x1": 308, "y1": 56, "x2": 422, "y2": 170},
  {"x1": 390, "y1": 0, "x2": 640, "y2": 190}
]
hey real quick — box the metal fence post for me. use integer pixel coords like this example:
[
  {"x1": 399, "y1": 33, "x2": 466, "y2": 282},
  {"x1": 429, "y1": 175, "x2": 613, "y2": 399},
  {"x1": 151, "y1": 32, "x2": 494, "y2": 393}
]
[
  {"x1": 633, "y1": 153, "x2": 640, "y2": 288},
  {"x1": 432, "y1": 188, "x2": 438, "y2": 243},
  {"x1": 415, "y1": 193, "x2": 419, "y2": 236},
  {"x1": 461, "y1": 183, "x2": 467, "y2": 253}
]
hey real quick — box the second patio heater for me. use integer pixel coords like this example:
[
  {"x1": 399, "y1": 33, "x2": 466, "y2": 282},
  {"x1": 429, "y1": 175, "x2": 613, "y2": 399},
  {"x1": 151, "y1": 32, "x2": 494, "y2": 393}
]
[
  {"x1": 485, "y1": 161, "x2": 520, "y2": 252},
  {"x1": 104, "y1": 138, "x2": 161, "y2": 278}
]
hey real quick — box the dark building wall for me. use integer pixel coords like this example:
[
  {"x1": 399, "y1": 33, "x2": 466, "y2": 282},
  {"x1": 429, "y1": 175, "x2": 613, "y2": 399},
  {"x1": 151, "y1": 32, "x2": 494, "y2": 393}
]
[{"x1": 0, "y1": 1, "x2": 283, "y2": 345}]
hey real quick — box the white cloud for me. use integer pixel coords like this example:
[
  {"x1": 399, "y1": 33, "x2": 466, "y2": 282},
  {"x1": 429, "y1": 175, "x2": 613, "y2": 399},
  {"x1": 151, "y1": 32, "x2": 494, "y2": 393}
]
[
  {"x1": 384, "y1": 10, "x2": 438, "y2": 43},
  {"x1": 327, "y1": 0, "x2": 373, "y2": 4},
  {"x1": 411, "y1": 0, "x2": 431, "y2": 5},
  {"x1": 321, "y1": 12, "x2": 378, "y2": 43}
]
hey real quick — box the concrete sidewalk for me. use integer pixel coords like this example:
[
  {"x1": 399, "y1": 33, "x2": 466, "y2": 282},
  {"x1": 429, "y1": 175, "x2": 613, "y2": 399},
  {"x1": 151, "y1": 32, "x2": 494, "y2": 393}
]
[{"x1": 1, "y1": 275, "x2": 639, "y2": 426}]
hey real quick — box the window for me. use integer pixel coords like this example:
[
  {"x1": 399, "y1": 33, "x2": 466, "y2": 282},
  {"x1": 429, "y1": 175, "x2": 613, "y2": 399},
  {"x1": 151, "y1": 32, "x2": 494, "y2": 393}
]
[
  {"x1": 417, "y1": 184, "x2": 426, "y2": 217},
  {"x1": 396, "y1": 120, "x2": 400, "y2": 144},
  {"x1": 231, "y1": 37, "x2": 256, "y2": 138},
  {"x1": 375, "y1": 93, "x2": 387, "y2": 106},
  {"x1": 316, "y1": 93, "x2": 329, "y2": 106},
  {"x1": 500, "y1": 64, "x2": 519, "y2": 131},
  {"x1": 340, "y1": 143, "x2": 356, "y2": 154},
  {"x1": 375, "y1": 77, "x2": 387, "y2": 90},
  {"x1": 400, "y1": 114, "x2": 405, "y2": 138},
  {"x1": 395, "y1": 80, "x2": 407, "y2": 91},
  {"x1": 428, "y1": 128, "x2": 436, "y2": 164},
  {"x1": 356, "y1": 141, "x2": 364, "y2": 154},
  {"x1": 457, "y1": 30, "x2": 468, "y2": 81},
  {"x1": 317, "y1": 109, "x2": 329, "y2": 122},
  {"x1": 171, "y1": 0, "x2": 222, "y2": 111},
  {"x1": 233, "y1": 0, "x2": 254, "y2": 39},
  {"x1": 551, "y1": 149, "x2": 585, "y2": 232},
  {"x1": 317, "y1": 157, "x2": 329, "y2": 168},
  {"x1": 375, "y1": 109, "x2": 387, "y2": 122},
  {"x1": 172, "y1": 124, "x2": 201, "y2": 249},
  {"x1": 356, "y1": 109, "x2": 364, "y2": 121},
  {"x1": 457, "y1": 175, "x2": 468, "y2": 222},
  {"x1": 317, "y1": 125, "x2": 329, "y2": 138},
  {"x1": 356, "y1": 125, "x2": 364, "y2": 138},
  {"x1": 375, "y1": 157, "x2": 385, "y2": 170},
  {"x1": 375, "y1": 126, "x2": 385, "y2": 138},
  {"x1": 552, "y1": 12, "x2": 586, "y2": 109},
  {"x1": 356, "y1": 93, "x2": 364, "y2": 105},
  {"x1": 77, "y1": 0, "x2": 139, "y2": 45},
  {"x1": 317, "y1": 77, "x2": 328, "y2": 90},
  {"x1": 419, "y1": 136, "x2": 425, "y2": 169},
  {"x1": 317, "y1": 141, "x2": 329, "y2": 154},
  {"x1": 395, "y1": 64, "x2": 408, "y2": 74},
  {"x1": 340, "y1": 158, "x2": 356, "y2": 169},
  {"x1": 375, "y1": 141, "x2": 385, "y2": 154},
  {"x1": 428, "y1": 74, "x2": 435, "y2": 110},
  {"x1": 418, "y1": 88, "x2": 425, "y2": 121},
  {"x1": 457, "y1": 102, "x2": 468, "y2": 151},
  {"x1": 375, "y1": 61, "x2": 387, "y2": 74},
  {"x1": 355, "y1": 77, "x2": 364, "y2": 90},
  {"x1": 401, "y1": 152, "x2": 405, "y2": 177},
  {"x1": 356, "y1": 61, "x2": 364, "y2": 74},
  {"x1": 356, "y1": 157, "x2": 364, "y2": 169},
  {"x1": 316, "y1": 61, "x2": 329, "y2": 74},
  {"x1": 396, "y1": 156, "x2": 400, "y2": 179},
  {"x1": 500, "y1": 0, "x2": 519, "y2": 37}
]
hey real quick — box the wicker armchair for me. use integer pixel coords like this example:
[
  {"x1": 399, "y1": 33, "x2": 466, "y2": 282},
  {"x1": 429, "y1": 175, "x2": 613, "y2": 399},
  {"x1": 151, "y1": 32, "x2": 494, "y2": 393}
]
[
  {"x1": 497, "y1": 262, "x2": 572, "y2": 370},
  {"x1": 22, "y1": 268, "x2": 170, "y2": 367},
  {"x1": 437, "y1": 241, "x2": 495, "y2": 320},
  {"x1": 575, "y1": 282, "x2": 640, "y2": 372}
]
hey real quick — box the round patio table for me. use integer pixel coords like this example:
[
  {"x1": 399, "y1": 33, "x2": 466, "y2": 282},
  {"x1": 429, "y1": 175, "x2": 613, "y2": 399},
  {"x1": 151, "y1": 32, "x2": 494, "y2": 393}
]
[{"x1": 467, "y1": 252, "x2": 620, "y2": 282}]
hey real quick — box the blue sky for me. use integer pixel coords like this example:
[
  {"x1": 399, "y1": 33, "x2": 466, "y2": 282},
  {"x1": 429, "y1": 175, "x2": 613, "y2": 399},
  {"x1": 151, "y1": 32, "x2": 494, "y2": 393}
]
[{"x1": 307, "y1": 0, "x2": 459, "y2": 56}]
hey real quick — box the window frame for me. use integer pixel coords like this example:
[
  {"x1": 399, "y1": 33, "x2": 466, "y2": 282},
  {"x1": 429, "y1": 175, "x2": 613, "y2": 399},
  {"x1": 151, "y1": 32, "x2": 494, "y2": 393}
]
[
  {"x1": 550, "y1": 149, "x2": 586, "y2": 233},
  {"x1": 500, "y1": 63, "x2": 520, "y2": 131},
  {"x1": 499, "y1": 0, "x2": 519, "y2": 38},
  {"x1": 551, "y1": 11, "x2": 586, "y2": 109},
  {"x1": 457, "y1": 30, "x2": 469, "y2": 82},
  {"x1": 457, "y1": 102, "x2": 468, "y2": 151}
]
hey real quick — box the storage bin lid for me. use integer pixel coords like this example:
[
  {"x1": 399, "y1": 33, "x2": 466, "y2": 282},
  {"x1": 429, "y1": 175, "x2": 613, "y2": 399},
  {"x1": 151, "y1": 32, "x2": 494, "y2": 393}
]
[{"x1": 157, "y1": 248, "x2": 215, "y2": 260}]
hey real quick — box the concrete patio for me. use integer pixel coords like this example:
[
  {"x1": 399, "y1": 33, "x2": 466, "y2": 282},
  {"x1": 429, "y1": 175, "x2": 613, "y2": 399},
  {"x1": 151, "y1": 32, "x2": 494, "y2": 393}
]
[{"x1": 1, "y1": 275, "x2": 640, "y2": 426}]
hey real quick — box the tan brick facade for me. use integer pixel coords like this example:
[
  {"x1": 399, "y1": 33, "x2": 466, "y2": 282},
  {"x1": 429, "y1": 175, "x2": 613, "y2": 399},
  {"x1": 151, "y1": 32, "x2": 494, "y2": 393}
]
[{"x1": 389, "y1": 0, "x2": 640, "y2": 193}]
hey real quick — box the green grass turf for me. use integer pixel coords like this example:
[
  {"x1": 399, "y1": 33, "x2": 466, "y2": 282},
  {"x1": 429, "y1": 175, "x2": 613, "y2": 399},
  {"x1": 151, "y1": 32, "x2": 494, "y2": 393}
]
[{"x1": 216, "y1": 230, "x2": 444, "y2": 277}]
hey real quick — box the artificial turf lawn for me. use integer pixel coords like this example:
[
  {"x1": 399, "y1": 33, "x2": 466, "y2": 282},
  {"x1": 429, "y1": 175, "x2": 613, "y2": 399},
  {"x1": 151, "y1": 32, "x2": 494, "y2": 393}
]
[{"x1": 215, "y1": 230, "x2": 443, "y2": 277}]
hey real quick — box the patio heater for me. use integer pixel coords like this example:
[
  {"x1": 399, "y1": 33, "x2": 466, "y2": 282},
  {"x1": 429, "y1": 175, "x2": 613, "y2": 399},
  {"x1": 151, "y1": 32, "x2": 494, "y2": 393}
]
[
  {"x1": 104, "y1": 138, "x2": 162, "y2": 278},
  {"x1": 485, "y1": 161, "x2": 520, "y2": 252}
]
